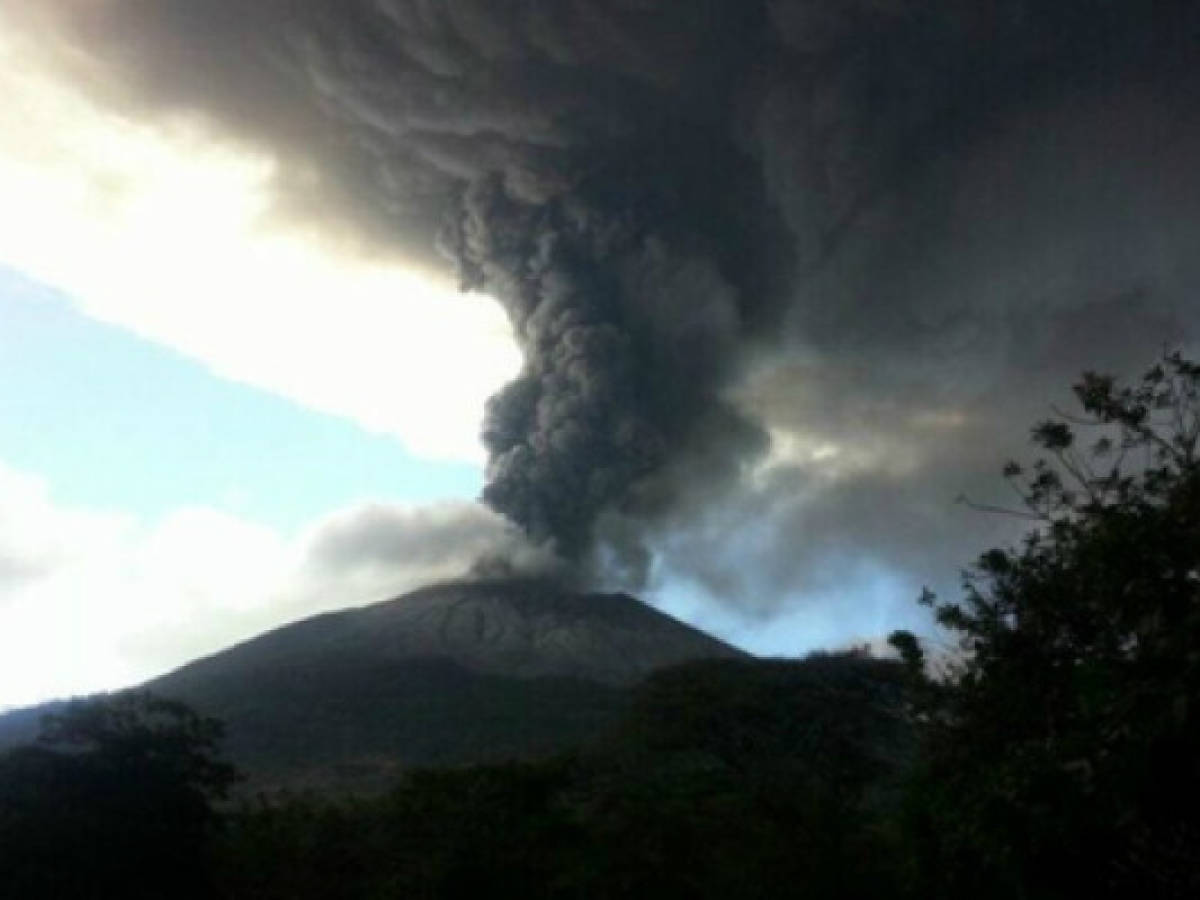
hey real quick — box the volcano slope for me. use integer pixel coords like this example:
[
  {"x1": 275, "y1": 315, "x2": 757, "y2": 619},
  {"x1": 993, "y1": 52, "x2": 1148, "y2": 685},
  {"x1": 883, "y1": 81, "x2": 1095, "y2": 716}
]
[{"x1": 19, "y1": 579, "x2": 746, "y2": 793}]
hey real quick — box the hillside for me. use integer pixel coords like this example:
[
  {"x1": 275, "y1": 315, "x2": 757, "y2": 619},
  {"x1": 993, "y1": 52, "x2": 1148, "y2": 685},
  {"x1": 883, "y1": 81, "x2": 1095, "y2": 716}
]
[
  {"x1": 159, "y1": 578, "x2": 745, "y2": 688},
  {"x1": 1, "y1": 579, "x2": 746, "y2": 792}
]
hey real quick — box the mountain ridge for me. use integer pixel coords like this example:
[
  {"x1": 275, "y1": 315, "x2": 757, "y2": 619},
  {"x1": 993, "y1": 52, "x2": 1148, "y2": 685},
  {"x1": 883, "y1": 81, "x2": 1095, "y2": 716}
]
[
  {"x1": 157, "y1": 578, "x2": 746, "y2": 690},
  {"x1": 1, "y1": 579, "x2": 746, "y2": 793}
]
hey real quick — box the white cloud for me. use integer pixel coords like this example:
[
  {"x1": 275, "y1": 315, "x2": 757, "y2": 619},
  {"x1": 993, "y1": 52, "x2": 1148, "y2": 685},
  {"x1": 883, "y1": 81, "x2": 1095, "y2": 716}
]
[
  {"x1": 0, "y1": 459, "x2": 527, "y2": 709},
  {"x1": 0, "y1": 16, "x2": 520, "y2": 462}
]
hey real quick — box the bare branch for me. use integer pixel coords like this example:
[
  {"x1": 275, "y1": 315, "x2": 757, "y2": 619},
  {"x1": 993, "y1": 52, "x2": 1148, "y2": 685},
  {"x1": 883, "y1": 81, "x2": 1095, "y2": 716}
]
[
  {"x1": 1050, "y1": 404, "x2": 1105, "y2": 427},
  {"x1": 956, "y1": 493, "x2": 1045, "y2": 521}
]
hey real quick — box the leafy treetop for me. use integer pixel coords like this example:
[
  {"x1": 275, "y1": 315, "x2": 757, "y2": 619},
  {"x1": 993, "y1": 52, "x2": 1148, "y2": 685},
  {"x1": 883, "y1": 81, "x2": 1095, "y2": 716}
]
[{"x1": 891, "y1": 350, "x2": 1200, "y2": 899}]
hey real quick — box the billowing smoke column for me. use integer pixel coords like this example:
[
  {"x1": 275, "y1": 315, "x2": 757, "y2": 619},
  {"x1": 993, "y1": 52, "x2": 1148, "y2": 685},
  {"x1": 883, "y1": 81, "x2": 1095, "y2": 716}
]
[
  {"x1": 18, "y1": 0, "x2": 1200, "y2": 589},
  {"x1": 291, "y1": 0, "x2": 1200, "y2": 569},
  {"x1": 294, "y1": 1, "x2": 789, "y2": 564},
  {"x1": 439, "y1": 126, "x2": 780, "y2": 560}
]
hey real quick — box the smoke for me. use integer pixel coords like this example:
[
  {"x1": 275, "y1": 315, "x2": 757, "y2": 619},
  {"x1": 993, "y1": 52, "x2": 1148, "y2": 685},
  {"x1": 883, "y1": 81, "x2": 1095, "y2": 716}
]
[
  {"x1": 12, "y1": 1, "x2": 1200, "y2": 601},
  {"x1": 289, "y1": 1, "x2": 790, "y2": 566}
]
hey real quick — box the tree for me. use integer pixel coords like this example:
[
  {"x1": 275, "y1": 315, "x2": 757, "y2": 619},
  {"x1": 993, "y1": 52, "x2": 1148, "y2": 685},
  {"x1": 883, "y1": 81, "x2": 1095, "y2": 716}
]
[
  {"x1": 0, "y1": 692, "x2": 238, "y2": 899},
  {"x1": 894, "y1": 351, "x2": 1200, "y2": 899}
]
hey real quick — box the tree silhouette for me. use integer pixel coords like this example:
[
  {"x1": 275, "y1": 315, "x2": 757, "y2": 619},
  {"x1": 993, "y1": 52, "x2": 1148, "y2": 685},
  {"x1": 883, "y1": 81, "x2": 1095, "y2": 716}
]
[
  {"x1": 0, "y1": 691, "x2": 237, "y2": 900},
  {"x1": 894, "y1": 351, "x2": 1200, "y2": 899}
]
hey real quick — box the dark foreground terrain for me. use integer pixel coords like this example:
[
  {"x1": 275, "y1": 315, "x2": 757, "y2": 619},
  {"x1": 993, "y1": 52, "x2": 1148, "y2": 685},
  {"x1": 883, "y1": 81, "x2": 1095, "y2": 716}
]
[{"x1": 0, "y1": 652, "x2": 916, "y2": 900}]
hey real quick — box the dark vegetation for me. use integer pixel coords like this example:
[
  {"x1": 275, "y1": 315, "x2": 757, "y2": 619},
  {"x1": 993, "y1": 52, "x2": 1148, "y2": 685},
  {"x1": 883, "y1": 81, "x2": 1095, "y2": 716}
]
[
  {"x1": 160, "y1": 656, "x2": 629, "y2": 794},
  {"x1": 0, "y1": 693, "x2": 236, "y2": 899},
  {"x1": 896, "y1": 350, "x2": 1200, "y2": 898},
  {"x1": 211, "y1": 652, "x2": 909, "y2": 900},
  {"x1": 2, "y1": 354, "x2": 1198, "y2": 898}
]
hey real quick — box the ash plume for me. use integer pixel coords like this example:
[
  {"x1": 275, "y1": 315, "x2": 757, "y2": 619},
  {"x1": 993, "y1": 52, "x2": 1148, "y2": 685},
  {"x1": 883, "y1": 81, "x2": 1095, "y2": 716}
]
[{"x1": 15, "y1": 1, "x2": 1200, "y2": 600}]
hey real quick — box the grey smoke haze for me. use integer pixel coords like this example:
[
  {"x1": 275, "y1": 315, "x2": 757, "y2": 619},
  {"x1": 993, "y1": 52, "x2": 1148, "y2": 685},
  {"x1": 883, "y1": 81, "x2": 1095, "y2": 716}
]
[
  {"x1": 16, "y1": 2, "x2": 1200, "y2": 609},
  {"x1": 306, "y1": 501, "x2": 566, "y2": 585}
]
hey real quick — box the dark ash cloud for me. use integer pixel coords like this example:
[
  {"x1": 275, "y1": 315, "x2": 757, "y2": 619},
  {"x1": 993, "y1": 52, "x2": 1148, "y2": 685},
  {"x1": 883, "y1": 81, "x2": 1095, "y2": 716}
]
[{"x1": 15, "y1": 1, "x2": 1200, "y2": 610}]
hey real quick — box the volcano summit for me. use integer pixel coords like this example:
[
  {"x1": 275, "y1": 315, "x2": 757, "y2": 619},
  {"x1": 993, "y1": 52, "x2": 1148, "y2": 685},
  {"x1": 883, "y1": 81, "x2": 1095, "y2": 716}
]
[{"x1": 0, "y1": 581, "x2": 744, "y2": 793}]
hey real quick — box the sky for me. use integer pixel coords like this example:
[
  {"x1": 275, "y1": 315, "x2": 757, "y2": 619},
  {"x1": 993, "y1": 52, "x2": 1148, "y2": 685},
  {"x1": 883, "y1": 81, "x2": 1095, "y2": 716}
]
[
  {"x1": 2, "y1": 2, "x2": 1198, "y2": 709},
  {"x1": 0, "y1": 14, "x2": 528, "y2": 705}
]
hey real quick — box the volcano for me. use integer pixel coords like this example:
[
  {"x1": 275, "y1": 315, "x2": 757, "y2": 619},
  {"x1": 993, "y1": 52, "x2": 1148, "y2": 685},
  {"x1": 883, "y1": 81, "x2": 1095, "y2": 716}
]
[
  {"x1": 160, "y1": 578, "x2": 746, "y2": 688},
  {"x1": 2, "y1": 580, "x2": 745, "y2": 793}
]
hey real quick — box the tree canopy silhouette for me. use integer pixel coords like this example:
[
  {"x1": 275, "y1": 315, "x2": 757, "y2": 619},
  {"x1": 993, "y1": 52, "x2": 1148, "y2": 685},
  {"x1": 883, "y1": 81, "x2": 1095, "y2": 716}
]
[
  {"x1": 0, "y1": 691, "x2": 238, "y2": 900},
  {"x1": 893, "y1": 351, "x2": 1200, "y2": 899}
]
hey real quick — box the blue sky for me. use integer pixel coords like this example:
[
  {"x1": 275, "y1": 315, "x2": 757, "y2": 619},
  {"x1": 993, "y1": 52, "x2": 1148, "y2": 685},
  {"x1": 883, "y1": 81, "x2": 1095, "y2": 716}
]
[
  {"x1": 0, "y1": 265, "x2": 527, "y2": 707},
  {"x1": 0, "y1": 269, "x2": 482, "y2": 533}
]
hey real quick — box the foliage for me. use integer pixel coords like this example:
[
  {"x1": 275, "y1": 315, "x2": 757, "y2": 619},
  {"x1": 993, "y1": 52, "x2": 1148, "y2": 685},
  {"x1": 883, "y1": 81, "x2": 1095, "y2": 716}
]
[
  {"x1": 158, "y1": 655, "x2": 630, "y2": 793},
  {"x1": 36, "y1": 690, "x2": 238, "y2": 794},
  {"x1": 0, "y1": 692, "x2": 238, "y2": 900},
  {"x1": 578, "y1": 654, "x2": 913, "y2": 899},
  {"x1": 213, "y1": 653, "x2": 915, "y2": 900},
  {"x1": 893, "y1": 351, "x2": 1200, "y2": 899}
]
